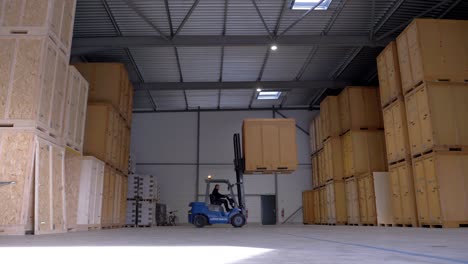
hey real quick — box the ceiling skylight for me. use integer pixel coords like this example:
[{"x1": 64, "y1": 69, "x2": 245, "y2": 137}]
[
  {"x1": 257, "y1": 91, "x2": 282, "y2": 100},
  {"x1": 291, "y1": 0, "x2": 333, "y2": 10}
]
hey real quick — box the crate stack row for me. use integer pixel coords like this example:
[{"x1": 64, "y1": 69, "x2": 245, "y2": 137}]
[
  {"x1": 74, "y1": 63, "x2": 134, "y2": 229},
  {"x1": 304, "y1": 86, "x2": 386, "y2": 226},
  {"x1": 0, "y1": 0, "x2": 93, "y2": 235},
  {"x1": 377, "y1": 19, "x2": 468, "y2": 228},
  {"x1": 126, "y1": 174, "x2": 160, "y2": 227}
]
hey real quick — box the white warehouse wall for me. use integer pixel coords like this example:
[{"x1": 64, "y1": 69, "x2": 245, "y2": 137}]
[{"x1": 131, "y1": 110, "x2": 317, "y2": 224}]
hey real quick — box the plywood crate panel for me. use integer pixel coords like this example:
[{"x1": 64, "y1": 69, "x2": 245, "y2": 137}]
[
  {"x1": 323, "y1": 137, "x2": 344, "y2": 182},
  {"x1": 302, "y1": 190, "x2": 315, "y2": 224},
  {"x1": 405, "y1": 82, "x2": 468, "y2": 157},
  {"x1": 63, "y1": 66, "x2": 89, "y2": 153},
  {"x1": 373, "y1": 172, "x2": 393, "y2": 226},
  {"x1": 377, "y1": 41, "x2": 403, "y2": 107},
  {"x1": 317, "y1": 149, "x2": 325, "y2": 187},
  {"x1": 74, "y1": 63, "x2": 132, "y2": 123},
  {"x1": 325, "y1": 180, "x2": 347, "y2": 225},
  {"x1": 0, "y1": 0, "x2": 77, "y2": 56},
  {"x1": 311, "y1": 154, "x2": 319, "y2": 189},
  {"x1": 397, "y1": 19, "x2": 468, "y2": 94},
  {"x1": 413, "y1": 152, "x2": 468, "y2": 227},
  {"x1": 101, "y1": 165, "x2": 117, "y2": 227},
  {"x1": 339, "y1": 86, "x2": 383, "y2": 134},
  {"x1": 112, "y1": 172, "x2": 122, "y2": 225},
  {"x1": 357, "y1": 173, "x2": 377, "y2": 225},
  {"x1": 120, "y1": 175, "x2": 128, "y2": 226},
  {"x1": 119, "y1": 125, "x2": 130, "y2": 174},
  {"x1": 320, "y1": 96, "x2": 341, "y2": 140},
  {"x1": 314, "y1": 114, "x2": 324, "y2": 150},
  {"x1": 313, "y1": 189, "x2": 320, "y2": 224},
  {"x1": 344, "y1": 177, "x2": 360, "y2": 225},
  {"x1": 243, "y1": 119, "x2": 297, "y2": 174},
  {"x1": 0, "y1": 35, "x2": 68, "y2": 141},
  {"x1": 389, "y1": 161, "x2": 418, "y2": 226},
  {"x1": 309, "y1": 120, "x2": 316, "y2": 154},
  {"x1": 64, "y1": 148, "x2": 82, "y2": 231},
  {"x1": 342, "y1": 130, "x2": 387, "y2": 177},
  {"x1": 319, "y1": 187, "x2": 327, "y2": 224},
  {"x1": 383, "y1": 98, "x2": 411, "y2": 164}
]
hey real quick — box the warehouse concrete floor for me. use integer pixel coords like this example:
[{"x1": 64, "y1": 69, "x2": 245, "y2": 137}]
[{"x1": 1, "y1": 225, "x2": 467, "y2": 264}]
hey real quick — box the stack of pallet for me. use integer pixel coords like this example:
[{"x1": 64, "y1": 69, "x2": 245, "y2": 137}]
[
  {"x1": 0, "y1": 0, "x2": 83, "y2": 235},
  {"x1": 126, "y1": 174, "x2": 160, "y2": 227},
  {"x1": 74, "y1": 63, "x2": 134, "y2": 229},
  {"x1": 378, "y1": 19, "x2": 468, "y2": 228}
]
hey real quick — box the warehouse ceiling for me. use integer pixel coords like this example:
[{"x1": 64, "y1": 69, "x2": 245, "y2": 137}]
[{"x1": 72, "y1": 0, "x2": 468, "y2": 112}]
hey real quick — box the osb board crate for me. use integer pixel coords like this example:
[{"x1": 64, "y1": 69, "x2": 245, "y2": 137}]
[
  {"x1": 309, "y1": 120, "x2": 317, "y2": 154},
  {"x1": 317, "y1": 149, "x2": 325, "y2": 187},
  {"x1": 397, "y1": 19, "x2": 468, "y2": 94},
  {"x1": 357, "y1": 173, "x2": 377, "y2": 225},
  {"x1": 78, "y1": 156, "x2": 105, "y2": 227},
  {"x1": 64, "y1": 147, "x2": 82, "y2": 232},
  {"x1": 243, "y1": 119, "x2": 297, "y2": 174},
  {"x1": 344, "y1": 177, "x2": 360, "y2": 225},
  {"x1": 0, "y1": 35, "x2": 68, "y2": 141},
  {"x1": 383, "y1": 97, "x2": 411, "y2": 164},
  {"x1": 323, "y1": 137, "x2": 344, "y2": 182},
  {"x1": 319, "y1": 187, "x2": 327, "y2": 224},
  {"x1": 377, "y1": 41, "x2": 403, "y2": 108},
  {"x1": 389, "y1": 161, "x2": 418, "y2": 226},
  {"x1": 342, "y1": 130, "x2": 387, "y2": 178},
  {"x1": 311, "y1": 154, "x2": 319, "y2": 189},
  {"x1": 74, "y1": 63, "x2": 133, "y2": 124},
  {"x1": 326, "y1": 180, "x2": 347, "y2": 225},
  {"x1": 313, "y1": 189, "x2": 321, "y2": 224},
  {"x1": 373, "y1": 172, "x2": 394, "y2": 226},
  {"x1": 314, "y1": 114, "x2": 324, "y2": 150},
  {"x1": 338, "y1": 86, "x2": 383, "y2": 134},
  {"x1": 413, "y1": 151, "x2": 468, "y2": 228},
  {"x1": 302, "y1": 190, "x2": 315, "y2": 224},
  {"x1": 0, "y1": 0, "x2": 76, "y2": 56},
  {"x1": 63, "y1": 66, "x2": 89, "y2": 153},
  {"x1": 320, "y1": 96, "x2": 341, "y2": 140},
  {"x1": 405, "y1": 82, "x2": 468, "y2": 157}
]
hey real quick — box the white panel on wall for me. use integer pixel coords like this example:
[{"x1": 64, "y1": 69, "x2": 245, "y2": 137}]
[
  {"x1": 131, "y1": 113, "x2": 198, "y2": 163},
  {"x1": 245, "y1": 196, "x2": 261, "y2": 224},
  {"x1": 277, "y1": 166, "x2": 312, "y2": 223}
]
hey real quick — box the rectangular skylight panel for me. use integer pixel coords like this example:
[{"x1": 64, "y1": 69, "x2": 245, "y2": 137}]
[
  {"x1": 257, "y1": 91, "x2": 282, "y2": 100},
  {"x1": 291, "y1": 0, "x2": 332, "y2": 10}
]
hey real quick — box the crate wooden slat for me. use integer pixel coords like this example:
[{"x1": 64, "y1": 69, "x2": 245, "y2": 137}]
[
  {"x1": 383, "y1": 97, "x2": 411, "y2": 164},
  {"x1": 405, "y1": 82, "x2": 468, "y2": 157},
  {"x1": 377, "y1": 41, "x2": 403, "y2": 107},
  {"x1": 319, "y1": 187, "x2": 328, "y2": 224},
  {"x1": 309, "y1": 120, "x2": 317, "y2": 154},
  {"x1": 313, "y1": 189, "x2": 320, "y2": 224},
  {"x1": 64, "y1": 147, "x2": 82, "y2": 232},
  {"x1": 302, "y1": 190, "x2": 315, "y2": 224},
  {"x1": 311, "y1": 154, "x2": 319, "y2": 189},
  {"x1": 320, "y1": 96, "x2": 341, "y2": 140},
  {"x1": 357, "y1": 173, "x2": 377, "y2": 225},
  {"x1": 0, "y1": 0, "x2": 77, "y2": 56},
  {"x1": 326, "y1": 180, "x2": 347, "y2": 225},
  {"x1": 0, "y1": 35, "x2": 68, "y2": 141},
  {"x1": 344, "y1": 177, "x2": 360, "y2": 225},
  {"x1": 389, "y1": 160, "x2": 418, "y2": 226},
  {"x1": 317, "y1": 149, "x2": 325, "y2": 187},
  {"x1": 314, "y1": 115, "x2": 324, "y2": 150},
  {"x1": 373, "y1": 172, "x2": 394, "y2": 226},
  {"x1": 323, "y1": 137, "x2": 344, "y2": 182}
]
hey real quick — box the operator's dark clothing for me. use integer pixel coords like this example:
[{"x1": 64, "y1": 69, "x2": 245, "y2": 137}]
[{"x1": 212, "y1": 188, "x2": 230, "y2": 212}]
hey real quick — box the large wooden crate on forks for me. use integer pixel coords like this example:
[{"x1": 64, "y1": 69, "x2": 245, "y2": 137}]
[
  {"x1": 357, "y1": 173, "x2": 377, "y2": 225},
  {"x1": 0, "y1": 0, "x2": 77, "y2": 56},
  {"x1": 397, "y1": 19, "x2": 468, "y2": 94},
  {"x1": 413, "y1": 151, "x2": 468, "y2": 228},
  {"x1": 383, "y1": 97, "x2": 411, "y2": 164},
  {"x1": 0, "y1": 129, "x2": 66, "y2": 235},
  {"x1": 320, "y1": 96, "x2": 341, "y2": 140},
  {"x1": 377, "y1": 41, "x2": 403, "y2": 107},
  {"x1": 389, "y1": 160, "x2": 418, "y2": 227},
  {"x1": 405, "y1": 82, "x2": 468, "y2": 157},
  {"x1": 325, "y1": 180, "x2": 347, "y2": 225},
  {"x1": 0, "y1": 35, "x2": 68, "y2": 141},
  {"x1": 302, "y1": 190, "x2": 315, "y2": 224}
]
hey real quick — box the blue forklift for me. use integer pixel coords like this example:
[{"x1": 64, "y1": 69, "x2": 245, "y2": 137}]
[{"x1": 188, "y1": 133, "x2": 247, "y2": 228}]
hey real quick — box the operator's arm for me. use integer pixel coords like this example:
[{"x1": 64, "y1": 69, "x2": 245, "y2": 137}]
[{"x1": 212, "y1": 189, "x2": 226, "y2": 199}]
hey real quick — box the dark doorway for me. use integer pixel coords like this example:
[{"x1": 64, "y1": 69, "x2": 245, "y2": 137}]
[{"x1": 261, "y1": 195, "x2": 277, "y2": 225}]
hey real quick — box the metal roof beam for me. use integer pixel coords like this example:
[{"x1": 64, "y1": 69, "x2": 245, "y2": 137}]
[
  {"x1": 373, "y1": 0, "x2": 405, "y2": 35},
  {"x1": 330, "y1": 46, "x2": 363, "y2": 79},
  {"x1": 250, "y1": 0, "x2": 274, "y2": 39},
  {"x1": 122, "y1": 0, "x2": 169, "y2": 41},
  {"x1": 278, "y1": 0, "x2": 326, "y2": 37},
  {"x1": 135, "y1": 80, "x2": 348, "y2": 91},
  {"x1": 173, "y1": 0, "x2": 201, "y2": 38}
]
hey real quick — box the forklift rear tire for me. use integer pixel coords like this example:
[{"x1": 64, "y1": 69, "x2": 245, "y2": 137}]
[
  {"x1": 231, "y1": 214, "x2": 246, "y2": 228},
  {"x1": 194, "y1": 214, "x2": 207, "y2": 228}
]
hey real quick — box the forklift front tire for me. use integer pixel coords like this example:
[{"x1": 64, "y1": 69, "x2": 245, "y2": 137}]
[
  {"x1": 231, "y1": 214, "x2": 246, "y2": 228},
  {"x1": 194, "y1": 214, "x2": 207, "y2": 228}
]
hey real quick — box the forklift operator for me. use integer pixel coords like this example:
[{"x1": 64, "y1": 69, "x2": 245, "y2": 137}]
[{"x1": 212, "y1": 184, "x2": 232, "y2": 212}]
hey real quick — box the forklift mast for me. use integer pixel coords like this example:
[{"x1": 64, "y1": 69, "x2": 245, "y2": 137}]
[{"x1": 233, "y1": 133, "x2": 246, "y2": 215}]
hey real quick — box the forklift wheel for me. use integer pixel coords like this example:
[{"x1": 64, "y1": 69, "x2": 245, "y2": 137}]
[
  {"x1": 231, "y1": 214, "x2": 246, "y2": 228},
  {"x1": 193, "y1": 215, "x2": 207, "y2": 228}
]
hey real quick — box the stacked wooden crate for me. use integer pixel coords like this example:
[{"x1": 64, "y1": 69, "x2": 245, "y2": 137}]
[
  {"x1": 0, "y1": 0, "x2": 80, "y2": 235},
  {"x1": 126, "y1": 174, "x2": 160, "y2": 227},
  {"x1": 74, "y1": 63, "x2": 134, "y2": 229}
]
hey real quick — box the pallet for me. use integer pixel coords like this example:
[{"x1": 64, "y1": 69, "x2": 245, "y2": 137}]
[
  {"x1": 0, "y1": 121, "x2": 61, "y2": 143},
  {"x1": 404, "y1": 79, "x2": 468, "y2": 96},
  {"x1": 125, "y1": 224, "x2": 153, "y2": 228},
  {"x1": 421, "y1": 222, "x2": 468, "y2": 229},
  {"x1": 412, "y1": 147, "x2": 468, "y2": 159},
  {"x1": 381, "y1": 96, "x2": 400, "y2": 110},
  {"x1": 359, "y1": 223, "x2": 376, "y2": 227},
  {"x1": 0, "y1": 225, "x2": 33, "y2": 236},
  {"x1": 395, "y1": 224, "x2": 415, "y2": 228},
  {"x1": 340, "y1": 127, "x2": 384, "y2": 137},
  {"x1": 378, "y1": 223, "x2": 394, "y2": 227},
  {"x1": 346, "y1": 223, "x2": 359, "y2": 226}
]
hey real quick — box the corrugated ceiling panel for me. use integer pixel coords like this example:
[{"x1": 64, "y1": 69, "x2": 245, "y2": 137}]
[
  {"x1": 222, "y1": 46, "x2": 266, "y2": 81},
  {"x1": 186, "y1": 90, "x2": 219, "y2": 109},
  {"x1": 282, "y1": 88, "x2": 321, "y2": 107},
  {"x1": 178, "y1": 47, "x2": 222, "y2": 82},
  {"x1": 262, "y1": 46, "x2": 312, "y2": 81},
  {"x1": 133, "y1": 90, "x2": 154, "y2": 110},
  {"x1": 74, "y1": 0, "x2": 118, "y2": 37},
  {"x1": 177, "y1": 0, "x2": 224, "y2": 35},
  {"x1": 150, "y1": 90, "x2": 187, "y2": 110},
  {"x1": 130, "y1": 47, "x2": 180, "y2": 82},
  {"x1": 444, "y1": 1, "x2": 468, "y2": 19},
  {"x1": 220, "y1": 89, "x2": 253, "y2": 108},
  {"x1": 300, "y1": 46, "x2": 353, "y2": 80},
  {"x1": 226, "y1": 0, "x2": 282, "y2": 35}
]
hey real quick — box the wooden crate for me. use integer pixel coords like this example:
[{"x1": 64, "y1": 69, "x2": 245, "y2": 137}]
[
  {"x1": 317, "y1": 149, "x2": 325, "y2": 187},
  {"x1": 311, "y1": 154, "x2": 319, "y2": 189},
  {"x1": 243, "y1": 119, "x2": 297, "y2": 174},
  {"x1": 373, "y1": 172, "x2": 394, "y2": 226},
  {"x1": 320, "y1": 96, "x2": 341, "y2": 140},
  {"x1": 319, "y1": 187, "x2": 328, "y2": 224},
  {"x1": 63, "y1": 66, "x2": 89, "y2": 153},
  {"x1": 338, "y1": 86, "x2": 383, "y2": 134},
  {"x1": 0, "y1": 35, "x2": 68, "y2": 141},
  {"x1": 405, "y1": 82, "x2": 468, "y2": 157},
  {"x1": 64, "y1": 147, "x2": 82, "y2": 232},
  {"x1": 0, "y1": 0, "x2": 76, "y2": 56},
  {"x1": 302, "y1": 190, "x2": 315, "y2": 224},
  {"x1": 325, "y1": 180, "x2": 347, "y2": 225},
  {"x1": 323, "y1": 137, "x2": 344, "y2": 182},
  {"x1": 74, "y1": 63, "x2": 133, "y2": 124},
  {"x1": 120, "y1": 175, "x2": 128, "y2": 226},
  {"x1": 383, "y1": 97, "x2": 411, "y2": 164},
  {"x1": 413, "y1": 151, "x2": 468, "y2": 228},
  {"x1": 309, "y1": 120, "x2": 316, "y2": 154},
  {"x1": 389, "y1": 160, "x2": 418, "y2": 226},
  {"x1": 313, "y1": 189, "x2": 321, "y2": 224},
  {"x1": 344, "y1": 177, "x2": 360, "y2": 225},
  {"x1": 101, "y1": 165, "x2": 115, "y2": 227},
  {"x1": 357, "y1": 173, "x2": 377, "y2": 225},
  {"x1": 119, "y1": 126, "x2": 131, "y2": 174},
  {"x1": 314, "y1": 114, "x2": 324, "y2": 150},
  {"x1": 342, "y1": 130, "x2": 387, "y2": 178},
  {"x1": 397, "y1": 19, "x2": 468, "y2": 94},
  {"x1": 377, "y1": 41, "x2": 403, "y2": 107}
]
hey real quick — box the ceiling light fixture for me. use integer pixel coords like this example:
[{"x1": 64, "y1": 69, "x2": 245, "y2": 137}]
[
  {"x1": 257, "y1": 91, "x2": 282, "y2": 100},
  {"x1": 270, "y1": 45, "x2": 278, "y2": 51},
  {"x1": 256, "y1": 88, "x2": 262, "y2": 92},
  {"x1": 291, "y1": 0, "x2": 333, "y2": 10}
]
